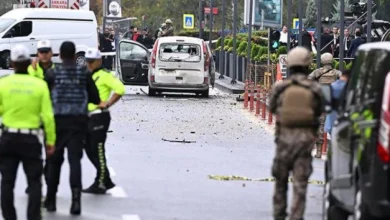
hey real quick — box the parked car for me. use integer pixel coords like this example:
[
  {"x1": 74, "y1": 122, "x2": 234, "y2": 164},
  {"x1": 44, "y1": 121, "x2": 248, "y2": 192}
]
[
  {"x1": 148, "y1": 36, "x2": 214, "y2": 97},
  {"x1": 323, "y1": 42, "x2": 390, "y2": 220},
  {"x1": 0, "y1": 8, "x2": 98, "y2": 68},
  {"x1": 116, "y1": 39, "x2": 151, "y2": 86}
]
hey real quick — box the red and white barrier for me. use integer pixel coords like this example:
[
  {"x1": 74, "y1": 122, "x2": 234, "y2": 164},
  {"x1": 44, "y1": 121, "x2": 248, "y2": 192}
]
[{"x1": 243, "y1": 84, "x2": 274, "y2": 125}]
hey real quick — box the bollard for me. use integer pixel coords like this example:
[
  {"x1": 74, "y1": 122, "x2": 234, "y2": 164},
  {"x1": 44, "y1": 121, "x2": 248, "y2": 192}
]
[
  {"x1": 261, "y1": 89, "x2": 266, "y2": 120},
  {"x1": 249, "y1": 82, "x2": 255, "y2": 111},
  {"x1": 268, "y1": 110, "x2": 273, "y2": 124},
  {"x1": 244, "y1": 80, "x2": 249, "y2": 109},
  {"x1": 255, "y1": 85, "x2": 261, "y2": 116},
  {"x1": 322, "y1": 133, "x2": 328, "y2": 154}
]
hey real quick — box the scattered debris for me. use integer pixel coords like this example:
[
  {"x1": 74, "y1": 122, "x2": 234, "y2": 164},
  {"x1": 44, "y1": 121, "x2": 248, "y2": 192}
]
[{"x1": 162, "y1": 138, "x2": 196, "y2": 143}]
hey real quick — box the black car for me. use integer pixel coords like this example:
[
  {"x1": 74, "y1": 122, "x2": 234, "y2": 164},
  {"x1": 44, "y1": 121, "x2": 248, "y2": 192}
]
[{"x1": 323, "y1": 42, "x2": 390, "y2": 220}]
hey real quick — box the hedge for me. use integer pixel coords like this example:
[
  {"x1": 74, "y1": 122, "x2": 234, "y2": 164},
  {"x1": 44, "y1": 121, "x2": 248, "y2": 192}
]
[{"x1": 177, "y1": 30, "x2": 219, "y2": 41}]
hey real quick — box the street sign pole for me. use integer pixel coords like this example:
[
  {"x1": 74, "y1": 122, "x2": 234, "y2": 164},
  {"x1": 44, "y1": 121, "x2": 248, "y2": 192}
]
[
  {"x1": 287, "y1": 0, "x2": 291, "y2": 52},
  {"x1": 339, "y1": 0, "x2": 345, "y2": 71},
  {"x1": 209, "y1": 0, "x2": 213, "y2": 48},
  {"x1": 219, "y1": 0, "x2": 226, "y2": 79},
  {"x1": 199, "y1": 0, "x2": 203, "y2": 39},
  {"x1": 298, "y1": 0, "x2": 303, "y2": 46},
  {"x1": 231, "y1": 0, "x2": 238, "y2": 84},
  {"x1": 367, "y1": 0, "x2": 372, "y2": 42},
  {"x1": 247, "y1": 0, "x2": 253, "y2": 82},
  {"x1": 316, "y1": 0, "x2": 321, "y2": 69}
]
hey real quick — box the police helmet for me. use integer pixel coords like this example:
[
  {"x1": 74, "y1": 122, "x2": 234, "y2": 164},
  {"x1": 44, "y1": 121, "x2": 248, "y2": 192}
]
[
  {"x1": 321, "y1": 53, "x2": 333, "y2": 65},
  {"x1": 286, "y1": 46, "x2": 311, "y2": 68}
]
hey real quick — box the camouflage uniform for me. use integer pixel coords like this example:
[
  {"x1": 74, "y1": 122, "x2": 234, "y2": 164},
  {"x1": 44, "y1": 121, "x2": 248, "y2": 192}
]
[
  {"x1": 308, "y1": 64, "x2": 340, "y2": 157},
  {"x1": 270, "y1": 73, "x2": 323, "y2": 220},
  {"x1": 162, "y1": 24, "x2": 174, "y2": 37}
]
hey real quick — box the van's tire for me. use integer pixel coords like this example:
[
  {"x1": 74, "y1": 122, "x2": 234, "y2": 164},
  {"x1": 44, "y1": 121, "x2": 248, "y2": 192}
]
[
  {"x1": 354, "y1": 189, "x2": 373, "y2": 220},
  {"x1": 0, "y1": 51, "x2": 11, "y2": 69},
  {"x1": 148, "y1": 86, "x2": 157, "y2": 96},
  {"x1": 201, "y1": 89, "x2": 209, "y2": 98},
  {"x1": 323, "y1": 182, "x2": 349, "y2": 220},
  {"x1": 76, "y1": 52, "x2": 86, "y2": 67}
]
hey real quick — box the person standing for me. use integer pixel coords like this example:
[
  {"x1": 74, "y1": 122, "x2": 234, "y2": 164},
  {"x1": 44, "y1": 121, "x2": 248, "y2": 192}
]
[
  {"x1": 161, "y1": 19, "x2": 174, "y2": 37},
  {"x1": 342, "y1": 29, "x2": 353, "y2": 58},
  {"x1": 82, "y1": 48, "x2": 125, "y2": 194},
  {"x1": 308, "y1": 52, "x2": 340, "y2": 158},
  {"x1": 347, "y1": 30, "x2": 364, "y2": 58},
  {"x1": 102, "y1": 29, "x2": 114, "y2": 70},
  {"x1": 320, "y1": 28, "x2": 333, "y2": 54},
  {"x1": 0, "y1": 44, "x2": 56, "y2": 220},
  {"x1": 279, "y1": 25, "x2": 289, "y2": 47},
  {"x1": 138, "y1": 28, "x2": 154, "y2": 49},
  {"x1": 43, "y1": 41, "x2": 101, "y2": 215},
  {"x1": 123, "y1": 26, "x2": 135, "y2": 40},
  {"x1": 269, "y1": 47, "x2": 324, "y2": 220},
  {"x1": 301, "y1": 28, "x2": 312, "y2": 52},
  {"x1": 155, "y1": 23, "x2": 166, "y2": 39},
  {"x1": 332, "y1": 27, "x2": 339, "y2": 58}
]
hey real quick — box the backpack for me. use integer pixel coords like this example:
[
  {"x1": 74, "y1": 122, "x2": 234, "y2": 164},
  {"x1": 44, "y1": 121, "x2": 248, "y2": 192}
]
[{"x1": 278, "y1": 79, "x2": 318, "y2": 127}]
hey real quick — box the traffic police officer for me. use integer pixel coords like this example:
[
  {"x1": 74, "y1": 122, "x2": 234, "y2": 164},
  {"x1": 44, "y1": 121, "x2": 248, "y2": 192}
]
[
  {"x1": 82, "y1": 48, "x2": 125, "y2": 194},
  {"x1": 28, "y1": 40, "x2": 55, "y2": 79},
  {"x1": 0, "y1": 44, "x2": 56, "y2": 220},
  {"x1": 26, "y1": 39, "x2": 55, "y2": 194},
  {"x1": 269, "y1": 47, "x2": 324, "y2": 220},
  {"x1": 44, "y1": 41, "x2": 101, "y2": 215}
]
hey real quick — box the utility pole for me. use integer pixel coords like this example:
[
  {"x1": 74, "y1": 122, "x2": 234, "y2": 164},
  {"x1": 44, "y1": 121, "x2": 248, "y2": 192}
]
[
  {"x1": 219, "y1": 0, "x2": 226, "y2": 79},
  {"x1": 199, "y1": 0, "x2": 204, "y2": 39}
]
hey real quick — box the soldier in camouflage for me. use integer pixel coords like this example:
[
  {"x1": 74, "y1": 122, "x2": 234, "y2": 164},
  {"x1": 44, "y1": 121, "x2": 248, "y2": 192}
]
[
  {"x1": 308, "y1": 52, "x2": 340, "y2": 158},
  {"x1": 161, "y1": 19, "x2": 174, "y2": 37},
  {"x1": 269, "y1": 47, "x2": 324, "y2": 220}
]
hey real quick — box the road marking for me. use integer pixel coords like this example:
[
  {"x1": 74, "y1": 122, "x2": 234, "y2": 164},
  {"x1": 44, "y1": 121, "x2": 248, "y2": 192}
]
[
  {"x1": 108, "y1": 166, "x2": 116, "y2": 177},
  {"x1": 122, "y1": 214, "x2": 141, "y2": 220},
  {"x1": 208, "y1": 175, "x2": 325, "y2": 185},
  {"x1": 107, "y1": 186, "x2": 127, "y2": 198}
]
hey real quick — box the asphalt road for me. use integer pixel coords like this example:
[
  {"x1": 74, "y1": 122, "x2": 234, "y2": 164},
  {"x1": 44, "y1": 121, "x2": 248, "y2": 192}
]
[{"x1": 0, "y1": 69, "x2": 324, "y2": 220}]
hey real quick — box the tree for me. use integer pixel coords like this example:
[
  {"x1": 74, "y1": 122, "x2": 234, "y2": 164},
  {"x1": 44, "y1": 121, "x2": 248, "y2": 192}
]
[
  {"x1": 331, "y1": 0, "x2": 351, "y2": 21},
  {"x1": 304, "y1": 0, "x2": 317, "y2": 28}
]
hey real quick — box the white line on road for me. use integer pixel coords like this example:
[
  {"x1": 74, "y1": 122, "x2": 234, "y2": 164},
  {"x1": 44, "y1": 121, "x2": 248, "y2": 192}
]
[
  {"x1": 108, "y1": 166, "x2": 116, "y2": 177},
  {"x1": 122, "y1": 215, "x2": 141, "y2": 220},
  {"x1": 108, "y1": 186, "x2": 128, "y2": 198}
]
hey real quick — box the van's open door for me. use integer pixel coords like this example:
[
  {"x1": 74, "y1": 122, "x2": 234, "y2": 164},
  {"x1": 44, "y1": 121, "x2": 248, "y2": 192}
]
[{"x1": 116, "y1": 40, "x2": 150, "y2": 86}]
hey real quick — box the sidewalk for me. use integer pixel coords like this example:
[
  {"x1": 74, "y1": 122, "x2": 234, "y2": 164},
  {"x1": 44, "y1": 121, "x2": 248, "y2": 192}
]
[{"x1": 214, "y1": 72, "x2": 245, "y2": 94}]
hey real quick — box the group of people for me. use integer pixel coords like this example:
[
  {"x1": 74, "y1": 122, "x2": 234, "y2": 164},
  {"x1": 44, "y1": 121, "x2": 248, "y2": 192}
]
[
  {"x1": 0, "y1": 39, "x2": 125, "y2": 220},
  {"x1": 321, "y1": 26, "x2": 364, "y2": 58},
  {"x1": 270, "y1": 47, "x2": 349, "y2": 220}
]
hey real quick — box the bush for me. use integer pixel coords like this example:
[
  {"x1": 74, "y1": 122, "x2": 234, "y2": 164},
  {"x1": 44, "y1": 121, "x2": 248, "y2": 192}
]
[
  {"x1": 177, "y1": 30, "x2": 219, "y2": 41},
  {"x1": 216, "y1": 38, "x2": 222, "y2": 48},
  {"x1": 251, "y1": 45, "x2": 260, "y2": 60},
  {"x1": 346, "y1": 62, "x2": 353, "y2": 70},
  {"x1": 237, "y1": 41, "x2": 248, "y2": 57},
  {"x1": 277, "y1": 46, "x2": 287, "y2": 56},
  {"x1": 252, "y1": 31, "x2": 269, "y2": 38}
]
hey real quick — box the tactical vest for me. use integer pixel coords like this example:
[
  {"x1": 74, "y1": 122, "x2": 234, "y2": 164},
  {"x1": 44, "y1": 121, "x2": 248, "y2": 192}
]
[
  {"x1": 316, "y1": 67, "x2": 338, "y2": 85},
  {"x1": 277, "y1": 78, "x2": 319, "y2": 127},
  {"x1": 51, "y1": 64, "x2": 89, "y2": 116}
]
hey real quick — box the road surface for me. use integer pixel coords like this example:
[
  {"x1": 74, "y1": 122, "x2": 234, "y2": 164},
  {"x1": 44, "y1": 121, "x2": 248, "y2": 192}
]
[{"x1": 0, "y1": 69, "x2": 324, "y2": 220}]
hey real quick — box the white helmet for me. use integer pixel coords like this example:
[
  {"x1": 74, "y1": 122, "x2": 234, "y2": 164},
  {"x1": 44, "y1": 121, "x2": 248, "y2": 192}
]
[{"x1": 165, "y1": 19, "x2": 173, "y2": 24}]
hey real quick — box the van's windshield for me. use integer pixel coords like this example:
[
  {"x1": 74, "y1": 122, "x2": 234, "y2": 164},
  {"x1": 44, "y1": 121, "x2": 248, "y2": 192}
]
[
  {"x1": 0, "y1": 19, "x2": 16, "y2": 34},
  {"x1": 159, "y1": 43, "x2": 201, "y2": 63}
]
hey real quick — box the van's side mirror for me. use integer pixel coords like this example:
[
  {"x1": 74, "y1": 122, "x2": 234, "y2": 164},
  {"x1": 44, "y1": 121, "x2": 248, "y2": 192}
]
[{"x1": 321, "y1": 84, "x2": 333, "y2": 113}]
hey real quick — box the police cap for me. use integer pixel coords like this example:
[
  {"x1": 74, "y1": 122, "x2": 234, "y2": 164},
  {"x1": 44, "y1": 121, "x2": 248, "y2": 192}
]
[
  {"x1": 11, "y1": 44, "x2": 30, "y2": 62},
  {"x1": 286, "y1": 46, "x2": 311, "y2": 68},
  {"x1": 37, "y1": 40, "x2": 52, "y2": 52},
  {"x1": 85, "y1": 48, "x2": 102, "y2": 61},
  {"x1": 321, "y1": 53, "x2": 333, "y2": 64}
]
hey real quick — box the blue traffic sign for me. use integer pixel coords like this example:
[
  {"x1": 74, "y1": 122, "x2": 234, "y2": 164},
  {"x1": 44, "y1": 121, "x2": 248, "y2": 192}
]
[{"x1": 183, "y1": 14, "x2": 194, "y2": 29}]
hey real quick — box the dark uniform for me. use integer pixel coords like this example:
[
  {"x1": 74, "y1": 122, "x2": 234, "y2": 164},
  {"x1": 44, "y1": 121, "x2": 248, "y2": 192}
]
[
  {"x1": 43, "y1": 41, "x2": 100, "y2": 215},
  {"x1": 83, "y1": 48, "x2": 125, "y2": 193},
  {"x1": 269, "y1": 47, "x2": 324, "y2": 220},
  {"x1": 0, "y1": 45, "x2": 56, "y2": 220}
]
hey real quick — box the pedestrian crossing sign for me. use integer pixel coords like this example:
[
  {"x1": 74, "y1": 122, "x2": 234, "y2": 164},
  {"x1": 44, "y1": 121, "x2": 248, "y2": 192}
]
[{"x1": 183, "y1": 14, "x2": 194, "y2": 29}]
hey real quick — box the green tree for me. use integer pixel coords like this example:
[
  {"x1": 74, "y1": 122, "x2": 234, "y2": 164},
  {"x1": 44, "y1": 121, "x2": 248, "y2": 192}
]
[
  {"x1": 331, "y1": 0, "x2": 352, "y2": 21},
  {"x1": 304, "y1": 0, "x2": 317, "y2": 28}
]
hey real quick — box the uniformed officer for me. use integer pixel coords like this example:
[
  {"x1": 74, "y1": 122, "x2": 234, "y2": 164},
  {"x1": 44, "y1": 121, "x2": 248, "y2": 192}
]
[
  {"x1": 44, "y1": 41, "x2": 101, "y2": 215},
  {"x1": 26, "y1": 39, "x2": 55, "y2": 194},
  {"x1": 269, "y1": 47, "x2": 324, "y2": 220},
  {"x1": 82, "y1": 48, "x2": 125, "y2": 194},
  {"x1": 28, "y1": 40, "x2": 55, "y2": 79},
  {"x1": 0, "y1": 44, "x2": 56, "y2": 220},
  {"x1": 308, "y1": 52, "x2": 340, "y2": 158}
]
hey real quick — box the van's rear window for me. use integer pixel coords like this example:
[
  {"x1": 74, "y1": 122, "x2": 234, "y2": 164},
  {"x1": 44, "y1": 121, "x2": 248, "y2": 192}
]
[{"x1": 159, "y1": 43, "x2": 201, "y2": 63}]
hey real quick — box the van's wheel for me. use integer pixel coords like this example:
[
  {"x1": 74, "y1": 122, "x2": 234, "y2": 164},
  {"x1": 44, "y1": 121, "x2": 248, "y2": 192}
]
[
  {"x1": 148, "y1": 86, "x2": 156, "y2": 96},
  {"x1": 0, "y1": 51, "x2": 11, "y2": 69},
  {"x1": 201, "y1": 89, "x2": 209, "y2": 98},
  {"x1": 323, "y1": 182, "x2": 349, "y2": 220},
  {"x1": 76, "y1": 52, "x2": 86, "y2": 67},
  {"x1": 354, "y1": 189, "x2": 372, "y2": 220}
]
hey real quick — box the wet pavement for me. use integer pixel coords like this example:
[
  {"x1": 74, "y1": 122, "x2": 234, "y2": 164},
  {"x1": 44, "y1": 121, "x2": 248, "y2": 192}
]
[{"x1": 0, "y1": 69, "x2": 324, "y2": 220}]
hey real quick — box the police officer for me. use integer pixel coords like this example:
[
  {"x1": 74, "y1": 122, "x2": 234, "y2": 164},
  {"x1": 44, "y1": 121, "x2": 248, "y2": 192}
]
[
  {"x1": 44, "y1": 41, "x2": 101, "y2": 215},
  {"x1": 161, "y1": 19, "x2": 174, "y2": 37},
  {"x1": 269, "y1": 47, "x2": 324, "y2": 220},
  {"x1": 28, "y1": 40, "x2": 55, "y2": 79},
  {"x1": 82, "y1": 48, "x2": 125, "y2": 194},
  {"x1": 308, "y1": 52, "x2": 340, "y2": 158},
  {"x1": 25, "y1": 39, "x2": 55, "y2": 194},
  {"x1": 0, "y1": 44, "x2": 56, "y2": 220}
]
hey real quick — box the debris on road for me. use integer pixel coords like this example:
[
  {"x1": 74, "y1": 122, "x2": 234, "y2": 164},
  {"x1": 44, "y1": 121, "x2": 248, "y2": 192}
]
[
  {"x1": 162, "y1": 138, "x2": 196, "y2": 143},
  {"x1": 208, "y1": 175, "x2": 325, "y2": 185}
]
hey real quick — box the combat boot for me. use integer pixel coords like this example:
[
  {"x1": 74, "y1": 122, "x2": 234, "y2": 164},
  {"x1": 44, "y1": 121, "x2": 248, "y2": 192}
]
[
  {"x1": 70, "y1": 188, "x2": 81, "y2": 215},
  {"x1": 315, "y1": 144, "x2": 322, "y2": 158},
  {"x1": 44, "y1": 194, "x2": 56, "y2": 212}
]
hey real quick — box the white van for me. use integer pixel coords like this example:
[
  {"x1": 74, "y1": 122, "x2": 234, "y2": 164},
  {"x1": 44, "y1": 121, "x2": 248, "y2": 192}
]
[
  {"x1": 148, "y1": 36, "x2": 214, "y2": 97},
  {"x1": 0, "y1": 8, "x2": 98, "y2": 69}
]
